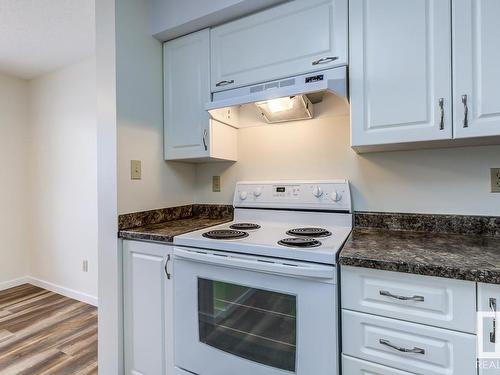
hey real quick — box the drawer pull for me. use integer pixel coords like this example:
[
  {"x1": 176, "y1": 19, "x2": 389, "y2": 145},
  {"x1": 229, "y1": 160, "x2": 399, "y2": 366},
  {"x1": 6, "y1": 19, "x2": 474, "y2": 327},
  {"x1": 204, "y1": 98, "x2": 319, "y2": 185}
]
[
  {"x1": 490, "y1": 298, "x2": 497, "y2": 343},
  {"x1": 202, "y1": 129, "x2": 208, "y2": 151},
  {"x1": 380, "y1": 290, "x2": 424, "y2": 302},
  {"x1": 312, "y1": 56, "x2": 339, "y2": 65},
  {"x1": 164, "y1": 254, "x2": 171, "y2": 280},
  {"x1": 216, "y1": 80, "x2": 235, "y2": 87},
  {"x1": 379, "y1": 339, "x2": 425, "y2": 355},
  {"x1": 462, "y1": 94, "x2": 469, "y2": 128},
  {"x1": 439, "y1": 98, "x2": 445, "y2": 130}
]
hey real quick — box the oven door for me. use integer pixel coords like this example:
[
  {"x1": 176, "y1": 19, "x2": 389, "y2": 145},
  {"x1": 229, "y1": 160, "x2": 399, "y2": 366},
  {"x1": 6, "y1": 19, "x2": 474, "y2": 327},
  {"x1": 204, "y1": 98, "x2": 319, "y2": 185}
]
[{"x1": 173, "y1": 247, "x2": 338, "y2": 375}]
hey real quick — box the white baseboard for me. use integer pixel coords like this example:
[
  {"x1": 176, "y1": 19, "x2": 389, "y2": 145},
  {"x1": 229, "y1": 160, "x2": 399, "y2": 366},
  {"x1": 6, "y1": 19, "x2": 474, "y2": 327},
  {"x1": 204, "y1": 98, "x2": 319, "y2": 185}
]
[
  {"x1": 0, "y1": 277, "x2": 30, "y2": 291},
  {"x1": 27, "y1": 277, "x2": 98, "y2": 307}
]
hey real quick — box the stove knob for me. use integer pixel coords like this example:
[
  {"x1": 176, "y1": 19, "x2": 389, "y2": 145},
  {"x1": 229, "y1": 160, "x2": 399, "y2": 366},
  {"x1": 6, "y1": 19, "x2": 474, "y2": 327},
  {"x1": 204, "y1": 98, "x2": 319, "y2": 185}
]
[
  {"x1": 312, "y1": 186, "x2": 323, "y2": 198},
  {"x1": 330, "y1": 191, "x2": 342, "y2": 202},
  {"x1": 253, "y1": 187, "x2": 262, "y2": 197},
  {"x1": 239, "y1": 191, "x2": 248, "y2": 200}
]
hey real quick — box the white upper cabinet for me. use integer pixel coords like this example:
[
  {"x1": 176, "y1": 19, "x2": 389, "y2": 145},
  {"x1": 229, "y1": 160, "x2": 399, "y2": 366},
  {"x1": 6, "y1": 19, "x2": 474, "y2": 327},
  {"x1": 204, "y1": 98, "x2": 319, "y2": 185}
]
[
  {"x1": 164, "y1": 29, "x2": 210, "y2": 160},
  {"x1": 350, "y1": 0, "x2": 452, "y2": 148},
  {"x1": 453, "y1": 0, "x2": 500, "y2": 139},
  {"x1": 210, "y1": 0, "x2": 348, "y2": 92},
  {"x1": 164, "y1": 29, "x2": 237, "y2": 162}
]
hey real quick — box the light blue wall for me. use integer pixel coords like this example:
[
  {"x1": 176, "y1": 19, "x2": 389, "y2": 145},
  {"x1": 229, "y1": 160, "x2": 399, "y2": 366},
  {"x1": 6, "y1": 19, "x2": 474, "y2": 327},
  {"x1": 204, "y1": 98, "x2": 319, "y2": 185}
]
[{"x1": 150, "y1": 0, "x2": 288, "y2": 41}]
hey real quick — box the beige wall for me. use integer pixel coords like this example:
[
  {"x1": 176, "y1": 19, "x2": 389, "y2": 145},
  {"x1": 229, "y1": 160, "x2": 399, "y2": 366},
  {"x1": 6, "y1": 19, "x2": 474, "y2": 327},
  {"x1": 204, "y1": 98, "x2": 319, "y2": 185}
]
[
  {"x1": 195, "y1": 97, "x2": 500, "y2": 216},
  {"x1": 117, "y1": 0, "x2": 195, "y2": 214},
  {"x1": 0, "y1": 73, "x2": 30, "y2": 287},
  {"x1": 28, "y1": 58, "x2": 98, "y2": 299}
]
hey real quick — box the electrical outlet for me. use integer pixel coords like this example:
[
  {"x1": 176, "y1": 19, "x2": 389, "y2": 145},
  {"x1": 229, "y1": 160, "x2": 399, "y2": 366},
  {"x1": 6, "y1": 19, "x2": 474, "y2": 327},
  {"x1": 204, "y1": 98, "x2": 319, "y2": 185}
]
[
  {"x1": 492, "y1": 168, "x2": 500, "y2": 193},
  {"x1": 212, "y1": 176, "x2": 221, "y2": 192},
  {"x1": 131, "y1": 160, "x2": 142, "y2": 180},
  {"x1": 82, "y1": 260, "x2": 89, "y2": 273}
]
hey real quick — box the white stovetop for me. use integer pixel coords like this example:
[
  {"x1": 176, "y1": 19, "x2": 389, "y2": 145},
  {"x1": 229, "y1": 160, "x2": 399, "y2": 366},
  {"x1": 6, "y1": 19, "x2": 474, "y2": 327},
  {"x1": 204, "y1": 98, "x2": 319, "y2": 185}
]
[{"x1": 174, "y1": 208, "x2": 353, "y2": 265}]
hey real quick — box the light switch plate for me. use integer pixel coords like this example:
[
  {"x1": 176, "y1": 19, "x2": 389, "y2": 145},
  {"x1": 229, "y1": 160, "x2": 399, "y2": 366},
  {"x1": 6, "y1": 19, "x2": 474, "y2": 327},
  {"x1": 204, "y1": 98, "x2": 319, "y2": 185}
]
[
  {"x1": 131, "y1": 160, "x2": 142, "y2": 180},
  {"x1": 212, "y1": 176, "x2": 221, "y2": 192},
  {"x1": 492, "y1": 168, "x2": 500, "y2": 193}
]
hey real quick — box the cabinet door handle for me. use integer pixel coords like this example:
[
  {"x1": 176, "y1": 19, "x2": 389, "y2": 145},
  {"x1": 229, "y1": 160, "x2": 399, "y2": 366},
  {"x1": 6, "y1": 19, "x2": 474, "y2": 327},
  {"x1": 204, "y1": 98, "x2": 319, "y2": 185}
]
[
  {"x1": 439, "y1": 98, "x2": 445, "y2": 130},
  {"x1": 164, "y1": 254, "x2": 171, "y2": 280},
  {"x1": 490, "y1": 298, "x2": 497, "y2": 343},
  {"x1": 215, "y1": 80, "x2": 235, "y2": 87},
  {"x1": 380, "y1": 290, "x2": 424, "y2": 302},
  {"x1": 462, "y1": 94, "x2": 469, "y2": 128},
  {"x1": 312, "y1": 56, "x2": 339, "y2": 65},
  {"x1": 379, "y1": 339, "x2": 425, "y2": 355},
  {"x1": 202, "y1": 129, "x2": 208, "y2": 151}
]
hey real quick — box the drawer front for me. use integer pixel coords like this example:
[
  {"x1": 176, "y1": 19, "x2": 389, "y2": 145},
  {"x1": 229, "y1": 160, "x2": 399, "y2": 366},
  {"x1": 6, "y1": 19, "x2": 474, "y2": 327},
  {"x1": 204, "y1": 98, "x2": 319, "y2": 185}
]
[
  {"x1": 341, "y1": 266, "x2": 476, "y2": 333},
  {"x1": 342, "y1": 310, "x2": 477, "y2": 375},
  {"x1": 343, "y1": 355, "x2": 417, "y2": 375}
]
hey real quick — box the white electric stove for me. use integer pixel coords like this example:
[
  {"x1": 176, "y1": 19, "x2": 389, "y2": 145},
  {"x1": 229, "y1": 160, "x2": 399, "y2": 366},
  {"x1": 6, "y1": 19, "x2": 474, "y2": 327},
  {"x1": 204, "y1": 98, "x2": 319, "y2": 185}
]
[{"x1": 173, "y1": 180, "x2": 352, "y2": 375}]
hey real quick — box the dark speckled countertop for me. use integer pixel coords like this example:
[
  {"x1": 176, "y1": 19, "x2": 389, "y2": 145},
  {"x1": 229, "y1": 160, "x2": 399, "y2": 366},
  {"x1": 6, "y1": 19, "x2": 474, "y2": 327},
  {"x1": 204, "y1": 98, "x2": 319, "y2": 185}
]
[
  {"x1": 340, "y1": 212, "x2": 500, "y2": 284},
  {"x1": 118, "y1": 204, "x2": 233, "y2": 243},
  {"x1": 119, "y1": 216, "x2": 232, "y2": 243}
]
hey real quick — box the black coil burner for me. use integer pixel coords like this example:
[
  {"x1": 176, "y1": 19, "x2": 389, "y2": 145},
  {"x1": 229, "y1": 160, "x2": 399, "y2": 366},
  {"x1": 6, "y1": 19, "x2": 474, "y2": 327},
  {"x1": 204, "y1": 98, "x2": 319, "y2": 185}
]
[
  {"x1": 286, "y1": 227, "x2": 332, "y2": 238},
  {"x1": 278, "y1": 237, "x2": 322, "y2": 248},
  {"x1": 202, "y1": 229, "x2": 249, "y2": 240},
  {"x1": 229, "y1": 223, "x2": 261, "y2": 230}
]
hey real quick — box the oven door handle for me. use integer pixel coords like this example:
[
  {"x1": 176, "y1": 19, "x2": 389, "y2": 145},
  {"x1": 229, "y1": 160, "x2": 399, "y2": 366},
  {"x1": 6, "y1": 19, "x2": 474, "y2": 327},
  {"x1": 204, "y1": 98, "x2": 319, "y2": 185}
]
[{"x1": 174, "y1": 248, "x2": 335, "y2": 279}]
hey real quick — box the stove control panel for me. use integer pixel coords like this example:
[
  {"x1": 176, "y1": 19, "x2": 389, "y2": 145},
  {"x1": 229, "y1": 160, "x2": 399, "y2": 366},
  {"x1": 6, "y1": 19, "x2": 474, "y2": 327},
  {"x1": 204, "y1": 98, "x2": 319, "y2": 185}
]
[
  {"x1": 234, "y1": 180, "x2": 351, "y2": 212},
  {"x1": 272, "y1": 184, "x2": 301, "y2": 198}
]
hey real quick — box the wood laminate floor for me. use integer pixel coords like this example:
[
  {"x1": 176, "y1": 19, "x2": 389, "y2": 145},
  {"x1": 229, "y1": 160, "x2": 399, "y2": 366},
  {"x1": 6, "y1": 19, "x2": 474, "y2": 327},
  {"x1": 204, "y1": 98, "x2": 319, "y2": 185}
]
[{"x1": 0, "y1": 284, "x2": 97, "y2": 375}]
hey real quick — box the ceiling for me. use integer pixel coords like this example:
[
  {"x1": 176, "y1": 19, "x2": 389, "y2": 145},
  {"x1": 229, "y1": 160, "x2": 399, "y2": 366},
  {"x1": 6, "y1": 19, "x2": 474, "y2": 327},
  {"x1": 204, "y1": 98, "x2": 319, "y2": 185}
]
[{"x1": 0, "y1": 0, "x2": 95, "y2": 79}]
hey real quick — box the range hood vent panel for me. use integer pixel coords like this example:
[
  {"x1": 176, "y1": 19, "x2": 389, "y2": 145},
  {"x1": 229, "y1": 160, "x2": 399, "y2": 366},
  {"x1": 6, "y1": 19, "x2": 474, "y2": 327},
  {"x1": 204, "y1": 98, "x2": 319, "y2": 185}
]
[{"x1": 206, "y1": 66, "x2": 347, "y2": 113}]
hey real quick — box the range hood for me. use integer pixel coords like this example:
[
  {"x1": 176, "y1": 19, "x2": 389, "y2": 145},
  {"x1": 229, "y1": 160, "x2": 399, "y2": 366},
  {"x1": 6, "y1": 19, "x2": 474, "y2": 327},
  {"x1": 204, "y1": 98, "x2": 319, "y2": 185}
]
[{"x1": 206, "y1": 66, "x2": 347, "y2": 127}]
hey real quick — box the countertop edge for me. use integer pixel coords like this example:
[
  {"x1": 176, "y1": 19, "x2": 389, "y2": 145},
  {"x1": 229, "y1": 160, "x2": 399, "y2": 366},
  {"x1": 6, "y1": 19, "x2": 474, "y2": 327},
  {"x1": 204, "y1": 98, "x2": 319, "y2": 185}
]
[
  {"x1": 338, "y1": 257, "x2": 500, "y2": 284},
  {"x1": 338, "y1": 228, "x2": 500, "y2": 285}
]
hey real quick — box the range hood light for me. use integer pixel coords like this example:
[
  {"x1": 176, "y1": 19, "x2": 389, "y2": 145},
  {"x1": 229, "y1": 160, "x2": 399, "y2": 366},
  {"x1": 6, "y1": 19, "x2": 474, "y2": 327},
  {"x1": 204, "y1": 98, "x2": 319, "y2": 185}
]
[
  {"x1": 265, "y1": 97, "x2": 295, "y2": 113},
  {"x1": 255, "y1": 95, "x2": 314, "y2": 124}
]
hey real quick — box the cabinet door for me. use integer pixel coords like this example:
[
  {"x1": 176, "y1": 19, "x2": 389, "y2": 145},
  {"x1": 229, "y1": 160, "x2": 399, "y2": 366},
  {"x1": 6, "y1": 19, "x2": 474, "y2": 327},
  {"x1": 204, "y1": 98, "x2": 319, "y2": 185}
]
[
  {"x1": 478, "y1": 283, "x2": 500, "y2": 375},
  {"x1": 123, "y1": 240, "x2": 173, "y2": 375},
  {"x1": 350, "y1": 0, "x2": 452, "y2": 147},
  {"x1": 453, "y1": 0, "x2": 500, "y2": 139},
  {"x1": 164, "y1": 29, "x2": 210, "y2": 160},
  {"x1": 210, "y1": 0, "x2": 347, "y2": 92}
]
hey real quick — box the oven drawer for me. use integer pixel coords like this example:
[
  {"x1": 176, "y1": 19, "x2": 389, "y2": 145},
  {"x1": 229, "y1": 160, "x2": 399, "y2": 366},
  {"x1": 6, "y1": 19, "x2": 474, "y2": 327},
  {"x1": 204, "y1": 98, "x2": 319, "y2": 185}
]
[
  {"x1": 341, "y1": 266, "x2": 476, "y2": 333},
  {"x1": 342, "y1": 355, "x2": 417, "y2": 375},
  {"x1": 342, "y1": 310, "x2": 477, "y2": 375}
]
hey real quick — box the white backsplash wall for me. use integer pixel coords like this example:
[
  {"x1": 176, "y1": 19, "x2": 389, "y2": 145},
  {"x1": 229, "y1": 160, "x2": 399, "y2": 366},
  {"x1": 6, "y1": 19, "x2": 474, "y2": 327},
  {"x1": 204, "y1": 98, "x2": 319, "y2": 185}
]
[
  {"x1": 0, "y1": 73, "x2": 30, "y2": 288},
  {"x1": 194, "y1": 101, "x2": 500, "y2": 216},
  {"x1": 117, "y1": 0, "x2": 195, "y2": 214}
]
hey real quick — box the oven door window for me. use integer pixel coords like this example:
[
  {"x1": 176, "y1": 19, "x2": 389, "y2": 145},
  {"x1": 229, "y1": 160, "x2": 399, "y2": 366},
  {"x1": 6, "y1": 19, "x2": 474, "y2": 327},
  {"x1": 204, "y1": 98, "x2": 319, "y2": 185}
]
[{"x1": 198, "y1": 278, "x2": 297, "y2": 372}]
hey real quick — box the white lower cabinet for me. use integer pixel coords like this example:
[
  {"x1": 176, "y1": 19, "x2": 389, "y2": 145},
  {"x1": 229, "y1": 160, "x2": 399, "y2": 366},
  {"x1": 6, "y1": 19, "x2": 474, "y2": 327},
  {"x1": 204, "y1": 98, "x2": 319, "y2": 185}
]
[
  {"x1": 342, "y1": 310, "x2": 477, "y2": 375},
  {"x1": 123, "y1": 240, "x2": 173, "y2": 375},
  {"x1": 478, "y1": 283, "x2": 500, "y2": 375},
  {"x1": 341, "y1": 266, "x2": 476, "y2": 333},
  {"x1": 341, "y1": 266, "x2": 479, "y2": 375},
  {"x1": 343, "y1": 355, "x2": 417, "y2": 375}
]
